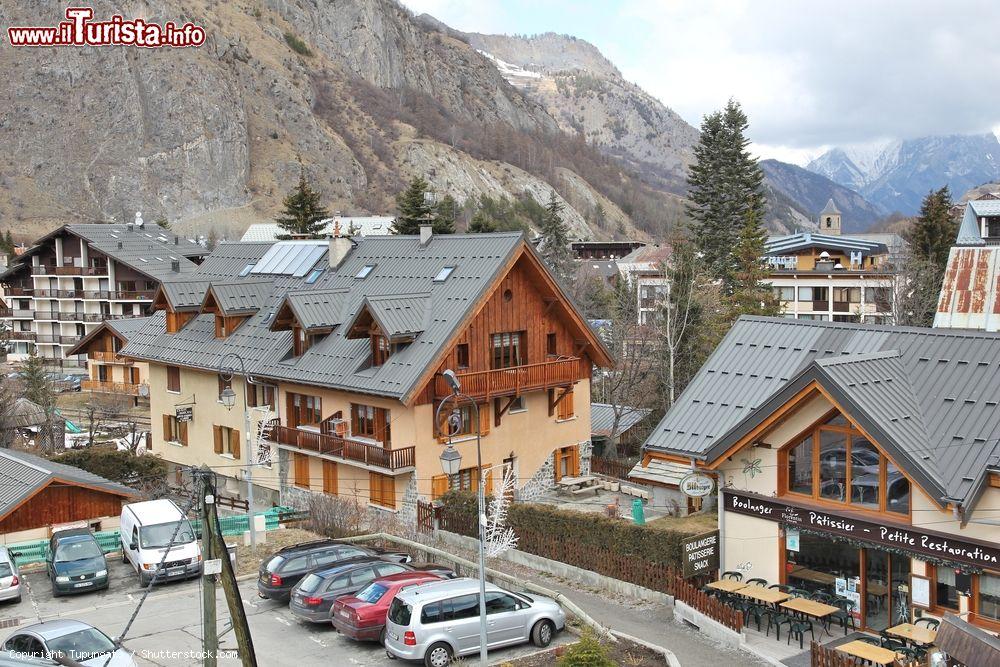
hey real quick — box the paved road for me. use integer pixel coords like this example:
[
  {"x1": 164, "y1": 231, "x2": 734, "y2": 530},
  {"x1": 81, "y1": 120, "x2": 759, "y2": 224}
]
[{"x1": 1, "y1": 561, "x2": 569, "y2": 666}]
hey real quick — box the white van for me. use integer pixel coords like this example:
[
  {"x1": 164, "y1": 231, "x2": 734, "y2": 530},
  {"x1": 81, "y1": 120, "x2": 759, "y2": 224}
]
[{"x1": 120, "y1": 499, "x2": 202, "y2": 586}]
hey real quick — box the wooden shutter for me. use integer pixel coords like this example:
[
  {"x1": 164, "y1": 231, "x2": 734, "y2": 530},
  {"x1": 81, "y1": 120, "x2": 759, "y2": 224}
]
[
  {"x1": 179, "y1": 420, "x2": 188, "y2": 446},
  {"x1": 213, "y1": 425, "x2": 223, "y2": 454},
  {"x1": 432, "y1": 474, "x2": 449, "y2": 500},
  {"x1": 436, "y1": 404, "x2": 450, "y2": 443},
  {"x1": 374, "y1": 407, "x2": 387, "y2": 445},
  {"x1": 294, "y1": 453, "x2": 309, "y2": 488},
  {"x1": 162, "y1": 415, "x2": 171, "y2": 442},
  {"x1": 322, "y1": 461, "x2": 338, "y2": 495},
  {"x1": 369, "y1": 472, "x2": 381, "y2": 505},
  {"x1": 478, "y1": 403, "x2": 490, "y2": 436},
  {"x1": 230, "y1": 429, "x2": 241, "y2": 459},
  {"x1": 483, "y1": 467, "x2": 494, "y2": 496},
  {"x1": 570, "y1": 445, "x2": 580, "y2": 477}
]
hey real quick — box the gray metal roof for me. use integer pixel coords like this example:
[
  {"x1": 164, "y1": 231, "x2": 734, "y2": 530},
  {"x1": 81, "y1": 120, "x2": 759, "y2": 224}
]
[
  {"x1": 207, "y1": 280, "x2": 274, "y2": 316},
  {"x1": 969, "y1": 199, "x2": 1000, "y2": 216},
  {"x1": 764, "y1": 233, "x2": 888, "y2": 256},
  {"x1": 240, "y1": 217, "x2": 396, "y2": 242},
  {"x1": 355, "y1": 293, "x2": 431, "y2": 340},
  {"x1": 0, "y1": 449, "x2": 137, "y2": 521},
  {"x1": 122, "y1": 233, "x2": 557, "y2": 403},
  {"x1": 194, "y1": 242, "x2": 274, "y2": 279},
  {"x1": 590, "y1": 403, "x2": 652, "y2": 438},
  {"x1": 820, "y1": 198, "x2": 842, "y2": 215},
  {"x1": 642, "y1": 316, "x2": 1000, "y2": 508},
  {"x1": 284, "y1": 289, "x2": 348, "y2": 330},
  {"x1": 160, "y1": 281, "x2": 212, "y2": 311},
  {"x1": 957, "y1": 202, "x2": 987, "y2": 246}
]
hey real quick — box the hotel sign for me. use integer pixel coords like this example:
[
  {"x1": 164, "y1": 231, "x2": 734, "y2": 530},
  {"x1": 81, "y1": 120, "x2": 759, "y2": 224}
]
[
  {"x1": 723, "y1": 489, "x2": 1000, "y2": 570},
  {"x1": 682, "y1": 530, "x2": 720, "y2": 578}
]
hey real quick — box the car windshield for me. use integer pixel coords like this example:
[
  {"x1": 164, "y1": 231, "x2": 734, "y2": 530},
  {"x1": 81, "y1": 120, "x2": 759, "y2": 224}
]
[
  {"x1": 356, "y1": 583, "x2": 388, "y2": 603},
  {"x1": 54, "y1": 538, "x2": 103, "y2": 563},
  {"x1": 387, "y1": 598, "x2": 412, "y2": 625},
  {"x1": 47, "y1": 628, "x2": 116, "y2": 660},
  {"x1": 140, "y1": 520, "x2": 195, "y2": 548},
  {"x1": 298, "y1": 574, "x2": 323, "y2": 593}
]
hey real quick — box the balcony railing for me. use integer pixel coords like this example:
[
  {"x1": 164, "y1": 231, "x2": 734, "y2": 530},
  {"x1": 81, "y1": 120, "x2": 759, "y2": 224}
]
[
  {"x1": 31, "y1": 264, "x2": 107, "y2": 276},
  {"x1": 34, "y1": 334, "x2": 81, "y2": 345},
  {"x1": 90, "y1": 350, "x2": 134, "y2": 364},
  {"x1": 270, "y1": 424, "x2": 416, "y2": 472},
  {"x1": 113, "y1": 290, "x2": 154, "y2": 301},
  {"x1": 33, "y1": 310, "x2": 128, "y2": 322},
  {"x1": 5, "y1": 287, "x2": 33, "y2": 296},
  {"x1": 433, "y1": 356, "x2": 582, "y2": 400},
  {"x1": 82, "y1": 380, "x2": 146, "y2": 396},
  {"x1": 41, "y1": 358, "x2": 87, "y2": 369},
  {"x1": 8, "y1": 331, "x2": 35, "y2": 341}
]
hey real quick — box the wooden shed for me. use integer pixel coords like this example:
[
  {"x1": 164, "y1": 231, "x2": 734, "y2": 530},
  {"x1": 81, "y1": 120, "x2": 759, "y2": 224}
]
[{"x1": 0, "y1": 449, "x2": 138, "y2": 539}]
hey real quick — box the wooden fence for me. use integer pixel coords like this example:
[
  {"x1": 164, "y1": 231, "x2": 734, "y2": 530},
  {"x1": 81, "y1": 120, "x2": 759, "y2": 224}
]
[
  {"x1": 809, "y1": 641, "x2": 923, "y2": 667},
  {"x1": 590, "y1": 455, "x2": 634, "y2": 481},
  {"x1": 672, "y1": 575, "x2": 743, "y2": 632}
]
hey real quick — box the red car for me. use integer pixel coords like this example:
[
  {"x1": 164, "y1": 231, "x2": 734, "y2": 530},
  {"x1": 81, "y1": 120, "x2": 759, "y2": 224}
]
[{"x1": 331, "y1": 571, "x2": 442, "y2": 643}]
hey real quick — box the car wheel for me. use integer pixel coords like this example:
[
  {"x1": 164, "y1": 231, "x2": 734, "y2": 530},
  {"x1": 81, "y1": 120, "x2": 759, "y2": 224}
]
[
  {"x1": 14, "y1": 595, "x2": 21, "y2": 604},
  {"x1": 378, "y1": 627, "x2": 387, "y2": 645},
  {"x1": 531, "y1": 619, "x2": 555, "y2": 647},
  {"x1": 122, "y1": 549, "x2": 128, "y2": 563},
  {"x1": 423, "y1": 641, "x2": 452, "y2": 667},
  {"x1": 139, "y1": 572, "x2": 151, "y2": 587}
]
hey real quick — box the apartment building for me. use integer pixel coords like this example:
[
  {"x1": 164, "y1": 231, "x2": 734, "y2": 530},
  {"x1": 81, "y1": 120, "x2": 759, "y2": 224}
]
[
  {"x1": 0, "y1": 218, "x2": 205, "y2": 369},
  {"x1": 121, "y1": 230, "x2": 612, "y2": 523}
]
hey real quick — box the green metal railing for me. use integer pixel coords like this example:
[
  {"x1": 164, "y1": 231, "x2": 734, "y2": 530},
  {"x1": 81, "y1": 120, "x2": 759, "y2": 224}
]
[{"x1": 5, "y1": 506, "x2": 299, "y2": 566}]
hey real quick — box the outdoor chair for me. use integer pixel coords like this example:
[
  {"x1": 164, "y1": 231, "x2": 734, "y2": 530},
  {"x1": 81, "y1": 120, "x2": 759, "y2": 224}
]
[
  {"x1": 744, "y1": 602, "x2": 768, "y2": 632},
  {"x1": 722, "y1": 571, "x2": 743, "y2": 581},
  {"x1": 897, "y1": 646, "x2": 922, "y2": 661},
  {"x1": 785, "y1": 617, "x2": 815, "y2": 650},
  {"x1": 768, "y1": 584, "x2": 794, "y2": 592},
  {"x1": 761, "y1": 608, "x2": 794, "y2": 641},
  {"x1": 745, "y1": 577, "x2": 768, "y2": 587},
  {"x1": 790, "y1": 588, "x2": 812, "y2": 599},
  {"x1": 827, "y1": 598, "x2": 857, "y2": 635},
  {"x1": 879, "y1": 632, "x2": 906, "y2": 651},
  {"x1": 811, "y1": 591, "x2": 834, "y2": 603},
  {"x1": 914, "y1": 617, "x2": 940, "y2": 631},
  {"x1": 858, "y1": 636, "x2": 881, "y2": 646}
]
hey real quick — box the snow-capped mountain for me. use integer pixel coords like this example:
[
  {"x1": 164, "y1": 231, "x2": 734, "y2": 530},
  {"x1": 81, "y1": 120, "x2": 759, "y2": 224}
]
[{"x1": 808, "y1": 134, "x2": 1000, "y2": 214}]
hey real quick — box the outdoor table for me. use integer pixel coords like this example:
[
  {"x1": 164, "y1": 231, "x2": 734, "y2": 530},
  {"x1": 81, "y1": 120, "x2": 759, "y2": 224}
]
[
  {"x1": 788, "y1": 565, "x2": 838, "y2": 586},
  {"x1": 836, "y1": 640, "x2": 901, "y2": 666},
  {"x1": 705, "y1": 579, "x2": 747, "y2": 593},
  {"x1": 557, "y1": 475, "x2": 595, "y2": 489},
  {"x1": 738, "y1": 584, "x2": 791, "y2": 605},
  {"x1": 886, "y1": 623, "x2": 937, "y2": 646},
  {"x1": 780, "y1": 597, "x2": 840, "y2": 635}
]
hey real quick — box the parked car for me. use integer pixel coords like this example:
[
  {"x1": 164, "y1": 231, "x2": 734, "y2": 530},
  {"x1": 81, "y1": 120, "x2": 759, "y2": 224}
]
[
  {"x1": 331, "y1": 571, "x2": 443, "y2": 643},
  {"x1": 2, "y1": 619, "x2": 136, "y2": 666},
  {"x1": 257, "y1": 540, "x2": 411, "y2": 602},
  {"x1": 383, "y1": 578, "x2": 565, "y2": 666},
  {"x1": 47, "y1": 528, "x2": 108, "y2": 596},
  {"x1": 289, "y1": 559, "x2": 412, "y2": 623},
  {"x1": 120, "y1": 499, "x2": 201, "y2": 587},
  {"x1": 406, "y1": 563, "x2": 457, "y2": 580},
  {"x1": 0, "y1": 548, "x2": 21, "y2": 604}
]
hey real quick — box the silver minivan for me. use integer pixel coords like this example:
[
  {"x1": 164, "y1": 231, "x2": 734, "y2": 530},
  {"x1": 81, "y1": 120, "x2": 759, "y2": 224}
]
[
  {"x1": 383, "y1": 578, "x2": 565, "y2": 666},
  {"x1": 0, "y1": 548, "x2": 21, "y2": 604}
]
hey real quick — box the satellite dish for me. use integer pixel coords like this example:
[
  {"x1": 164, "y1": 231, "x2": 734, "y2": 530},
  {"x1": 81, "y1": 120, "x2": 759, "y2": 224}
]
[{"x1": 139, "y1": 385, "x2": 150, "y2": 398}]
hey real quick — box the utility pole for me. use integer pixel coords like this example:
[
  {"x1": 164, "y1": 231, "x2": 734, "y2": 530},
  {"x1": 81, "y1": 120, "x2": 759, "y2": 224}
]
[{"x1": 198, "y1": 469, "x2": 219, "y2": 667}]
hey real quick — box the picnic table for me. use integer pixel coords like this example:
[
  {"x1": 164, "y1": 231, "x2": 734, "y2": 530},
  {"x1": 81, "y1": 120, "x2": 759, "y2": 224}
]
[
  {"x1": 738, "y1": 584, "x2": 791, "y2": 605},
  {"x1": 886, "y1": 622, "x2": 937, "y2": 645},
  {"x1": 557, "y1": 475, "x2": 599, "y2": 496},
  {"x1": 836, "y1": 640, "x2": 901, "y2": 666},
  {"x1": 705, "y1": 579, "x2": 746, "y2": 593}
]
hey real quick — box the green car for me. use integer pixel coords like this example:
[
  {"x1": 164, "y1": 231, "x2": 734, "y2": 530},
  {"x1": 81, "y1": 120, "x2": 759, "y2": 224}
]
[{"x1": 46, "y1": 528, "x2": 109, "y2": 596}]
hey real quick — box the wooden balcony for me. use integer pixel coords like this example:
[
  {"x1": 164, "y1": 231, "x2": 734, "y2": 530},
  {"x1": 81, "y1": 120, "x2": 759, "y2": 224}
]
[
  {"x1": 433, "y1": 356, "x2": 582, "y2": 400},
  {"x1": 31, "y1": 265, "x2": 107, "y2": 276},
  {"x1": 270, "y1": 423, "x2": 415, "y2": 472},
  {"x1": 8, "y1": 331, "x2": 35, "y2": 341},
  {"x1": 90, "y1": 350, "x2": 134, "y2": 364},
  {"x1": 82, "y1": 380, "x2": 146, "y2": 395}
]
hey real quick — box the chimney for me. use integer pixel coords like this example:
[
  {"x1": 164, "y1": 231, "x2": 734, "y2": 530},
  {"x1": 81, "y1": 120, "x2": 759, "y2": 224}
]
[
  {"x1": 328, "y1": 236, "x2": 354, "y2": 269},
  {"x1": 174, "y1": 237, "x2": 179, "y2": 245},
  {"x1": 171, "y1": 259, "x2": 181, "y2": 273},
  {"x1": 127, "y1": 223, "x2": 133, "y2": 232},
  {"x1": 419, "y1": 224, "x2": 433, "y2": 247},
  {"x1": 117, "y1": 241, "x2": 123, "y2": 250}
]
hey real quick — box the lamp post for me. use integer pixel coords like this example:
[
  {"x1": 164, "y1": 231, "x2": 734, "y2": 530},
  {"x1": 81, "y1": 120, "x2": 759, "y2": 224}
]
[
  {"x1": 218, "y1": 352, "x2": 258, "y2": 550},
  {"x1": 434, "y1": 369, "x2": 488, "y2": 667}
]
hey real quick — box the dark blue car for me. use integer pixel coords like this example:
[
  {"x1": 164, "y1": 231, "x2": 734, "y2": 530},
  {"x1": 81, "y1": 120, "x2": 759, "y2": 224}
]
[{"x1": 46, "y1": 528, "x2": 109, "y2": 596}]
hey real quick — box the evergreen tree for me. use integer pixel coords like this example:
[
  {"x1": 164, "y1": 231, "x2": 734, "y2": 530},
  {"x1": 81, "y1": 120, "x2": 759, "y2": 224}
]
[
  {"x1": 687, "y1": 99, "x2": 765, "y2": 286},
  {"x1": 907, "y1": 186, "x2": 955, "y2": 270},
  {"x1": 393, "y1": 176, "x2": 452, "y2": 234},
  {"x1": 276, "y1": 165, "x2": 330, "y2": 238},
  {"x1": 468, "y1": 210, "x2": 497, "y2": 233},
  {"x1": 155, "y1": 217, "x2": 171, "y2": 231},
  {"x1": 434, "y1": 194, "x2": 458, "y2": 234},
  {"x1": 725, "y1": 207, "x2": 780, "y2": 318},
  {"x1": 22, "y1": 350, "x2": 54, "y2": 413},
  {"x1": 1, "y1": 230, "x2": 14, "y2": 257},
  {"x1": 538, "y1": 191, "x2": 574, "y2": 284}
]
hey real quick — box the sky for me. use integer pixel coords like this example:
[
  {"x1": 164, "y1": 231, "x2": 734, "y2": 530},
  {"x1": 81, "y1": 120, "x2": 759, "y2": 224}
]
[{"x1": 403, "y1": 0, "x2": 1000, "y2": 165}]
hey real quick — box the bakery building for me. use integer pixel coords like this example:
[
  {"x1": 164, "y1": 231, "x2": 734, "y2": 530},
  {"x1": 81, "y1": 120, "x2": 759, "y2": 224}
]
[{"x1": 636, "y1": 316, "x2": 1000, "y2": 633}]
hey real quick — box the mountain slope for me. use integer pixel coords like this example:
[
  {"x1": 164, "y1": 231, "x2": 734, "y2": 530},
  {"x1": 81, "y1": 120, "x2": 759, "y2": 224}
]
[
  {"x1": 761, "y1": 160, "x2": 886, "y2": 232},
  {"x1": 807, "y1": 134, "x2": 1000, "y2": 214}
]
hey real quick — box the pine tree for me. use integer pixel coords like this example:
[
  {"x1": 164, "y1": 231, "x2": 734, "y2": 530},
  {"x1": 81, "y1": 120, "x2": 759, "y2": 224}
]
[
  {"x1": 22, "y1": 350, "x2": 54, "y2": 413},
  {"x1": 907, "y1": 186, "x2": 955, "y2": 270},
  {"x1": 468, "y1": 210, "x2": 497, "y2": 233},
  {"x1": 393, "y1": 176, "x2": 452, "y2": 234},
  {"x1": 687, "y1": 99, "x2": 765, "y2": 286},
  {"x1": 276, "y1": 165, "x2": 330, "y2": 238},
  {"x1": 726, "y1": 207, "x2": 779, "y2": 318},
  {"x1": 538, "y1": 191, "x2": 574, "y2": 284},
  {"x1": 434, "y1": 194, "x2": 458, "y2": 234},
  {"x1": 0, "y1": 230, "x2": 14, "y2": 257}
]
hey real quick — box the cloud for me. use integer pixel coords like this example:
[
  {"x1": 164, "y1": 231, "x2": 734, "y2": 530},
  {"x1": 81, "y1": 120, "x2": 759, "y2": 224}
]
[{"x1": 403, "y1": 0, "x2": 1000, "y2": 155}]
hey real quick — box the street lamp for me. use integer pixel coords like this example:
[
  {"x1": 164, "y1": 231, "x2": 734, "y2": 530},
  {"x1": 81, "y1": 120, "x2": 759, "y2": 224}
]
[
  {"x1": 218, "y1": 352, "x2": 258, "y2": 549},
  {"x1": 434, "y1": 369, "x2": 488, "y2": 667}
]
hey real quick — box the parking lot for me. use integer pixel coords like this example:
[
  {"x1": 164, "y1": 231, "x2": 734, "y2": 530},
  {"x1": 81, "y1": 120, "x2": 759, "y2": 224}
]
[{"x1": 1, "y1": 559, "x2": 570, "y2": 666}]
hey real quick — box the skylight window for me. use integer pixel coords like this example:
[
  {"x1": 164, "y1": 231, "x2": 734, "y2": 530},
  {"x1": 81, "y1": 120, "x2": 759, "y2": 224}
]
[
  {"x1": 355, "y1": 265, "x2": 375, "y2": 279},
  {"x1": 433, "y1": 266, "x2": 456, "y2": 282},
  {"x1": 239, "y1": 263, "x2": 255, "y2": 277},
  {"x1": 138, "y1": 257, "x2": 148, "y2": 262},
  {"x1": 306, "y1": 268, "x2": 323, "y2": 284}
]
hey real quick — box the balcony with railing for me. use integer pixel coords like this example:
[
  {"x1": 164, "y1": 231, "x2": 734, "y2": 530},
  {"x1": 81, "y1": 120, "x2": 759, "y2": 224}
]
[
  {"x1": 433, "y1": 356, "x2": 582, "y2": 400},
  {"x1": 90, "y1": 350, "x2": 134, "y2": 364},
  {"x1": 5, "y1": 286, "x2": 33, "y2": 297},
  {"x1": 33, "y1": 310, "x2": 129, "y2": 322},
  {"x1": 34, "y1": 334, "x2": 81, "y2": 345},
  {"x1": 269, "y1": 423, "x2": 416, "y2": 472},
  {"x1": 113, "y1": 290, "x2": 154, "y2": 301},
  {"x1": 8, "y1": 331, "x2": 35, "y2": 341},
  {"x1": 81, "y1": 380, "x2": 146, "y2": 396},
  {"x1": 41, "y1": 357, "x2": 88, "y2": 369},
  {"x1": 31, "y1": 264, "x2": 108, "y2": 276}
]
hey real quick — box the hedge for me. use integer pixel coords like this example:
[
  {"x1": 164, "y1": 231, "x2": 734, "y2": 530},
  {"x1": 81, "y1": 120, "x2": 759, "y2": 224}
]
[{"x1": 439, "y1": 491, "x2": 685, "y2": 568}]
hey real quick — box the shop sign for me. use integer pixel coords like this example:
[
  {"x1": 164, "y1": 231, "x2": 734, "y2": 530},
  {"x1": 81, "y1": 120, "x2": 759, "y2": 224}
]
[
  {"x1": 175, "y1": 406, "x2": 193, "y2": 422},
  {"x1": 724, "y1": 489, "x2": 1000, "y2": 570},
  {"x1": 679, "y1": 472, "x2": 715, "y2": 498},
  {"x1": 682, "y1": 530, "x2": 719, "y2": 578},
  {"x1": 785, "y1": 527, "x2": 799, "y2": 552}
]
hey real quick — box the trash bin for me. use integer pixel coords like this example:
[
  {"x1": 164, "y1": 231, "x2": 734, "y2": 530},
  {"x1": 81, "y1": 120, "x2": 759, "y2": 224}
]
[{"x1": 632, "y1": 498, "x2": 646, "y2": 525}]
